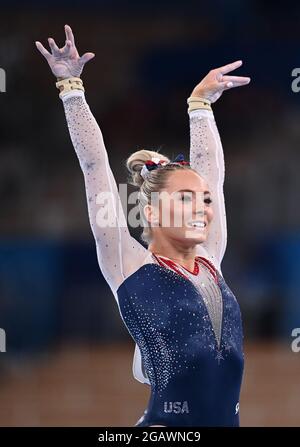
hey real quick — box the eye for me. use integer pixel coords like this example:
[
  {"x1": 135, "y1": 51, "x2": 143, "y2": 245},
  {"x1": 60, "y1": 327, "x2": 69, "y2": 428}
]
[
  {"x1": 204, "y1": 198, "x2": 212, "y2": 204},
  {"x1": 181, "y1": 193, "x2": 192, "y2": 201}
]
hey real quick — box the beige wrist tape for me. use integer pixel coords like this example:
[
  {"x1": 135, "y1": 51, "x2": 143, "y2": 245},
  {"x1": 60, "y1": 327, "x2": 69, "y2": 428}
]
[
  {"x1": 56, "y1": 77, "x2": 85, "y2": 98},
  {"x1": 187, "y1": 95, "x2": 212, "y2": 112}
]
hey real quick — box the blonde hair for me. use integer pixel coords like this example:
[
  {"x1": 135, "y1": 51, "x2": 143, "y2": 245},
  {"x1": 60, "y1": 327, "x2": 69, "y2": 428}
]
[{"x1": 126, "y1": 149, "x2": 193, "y2": 244}]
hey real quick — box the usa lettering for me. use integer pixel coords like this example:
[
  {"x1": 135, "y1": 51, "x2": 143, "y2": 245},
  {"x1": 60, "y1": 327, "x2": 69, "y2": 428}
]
[{"x1": 164, "y1": 401, "x2": 189, "y2": 414}]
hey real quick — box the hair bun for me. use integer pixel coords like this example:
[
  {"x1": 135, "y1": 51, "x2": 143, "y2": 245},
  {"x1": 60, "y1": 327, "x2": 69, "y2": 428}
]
[{"x1": 126, "y1": 149, "x2": 169, "y2": 187}]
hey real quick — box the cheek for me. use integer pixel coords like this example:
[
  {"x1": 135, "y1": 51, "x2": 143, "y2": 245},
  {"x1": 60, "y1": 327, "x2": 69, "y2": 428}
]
[
  {"x1": 169, "y1": 201, "x2": 182, "y2": 226},
  {"x1": 159, "y1": 200, "x2": 185, "y2": 228},
  {"x1": 159, "y1": 199, "x2": 171, "y2": 226},
  {"x1": 207, "y1": 207, "x2": 213, "y2": 222},
  {"x1": 173, "y1": 200, "x2": 190, "y2": 225}
]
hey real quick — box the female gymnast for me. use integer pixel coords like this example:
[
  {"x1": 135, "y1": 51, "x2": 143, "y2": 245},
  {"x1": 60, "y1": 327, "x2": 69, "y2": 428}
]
[{"x1": 36, "y1": 24, "x2": 250, "y2": 427}]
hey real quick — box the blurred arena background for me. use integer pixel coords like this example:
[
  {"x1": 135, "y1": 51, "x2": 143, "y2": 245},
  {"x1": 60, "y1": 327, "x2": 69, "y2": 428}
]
[{"x1": 0, "y1": 0, "x2": 300, "y2": 426}]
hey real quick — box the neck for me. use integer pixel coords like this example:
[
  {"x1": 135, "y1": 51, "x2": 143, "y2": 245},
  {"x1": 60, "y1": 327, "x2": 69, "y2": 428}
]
[{"x1": 148, "y1": 238, "x2": 198, "y2": 271}]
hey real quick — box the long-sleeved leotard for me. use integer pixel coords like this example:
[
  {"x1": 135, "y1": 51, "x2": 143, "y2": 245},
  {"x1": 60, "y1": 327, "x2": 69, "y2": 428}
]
[{"x1": 60, "y1": 89, "x2": 243, "y2": 426}]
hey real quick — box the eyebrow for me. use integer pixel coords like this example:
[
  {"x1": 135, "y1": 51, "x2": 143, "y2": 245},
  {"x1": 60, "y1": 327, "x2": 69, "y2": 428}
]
[{"x1": 176, "y1": 189, "x2": 211, "y2": 195}]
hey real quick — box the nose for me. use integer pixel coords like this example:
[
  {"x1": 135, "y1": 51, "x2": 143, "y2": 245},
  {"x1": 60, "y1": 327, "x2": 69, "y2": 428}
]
[
  {"x1": 194, "y1": 209, "x2": 205, "y2": 218},
  {"x1": 194, "y1": 193, "x2": 206, "y2": 215}
]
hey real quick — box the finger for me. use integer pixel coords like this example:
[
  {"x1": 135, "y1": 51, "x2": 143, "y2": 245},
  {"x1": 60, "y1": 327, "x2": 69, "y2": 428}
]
[
  {"x1": 78, "y1": 52, "x2": 95, "y2": 66},
  {"x1": 218, "y1": 60, "x2": 243, "y2": 75},
  {"x1": 218, "y1": 81, "x2": 233, "y2": 89},
  {"x1": 35, "y1": 41, "x2": 52, "y2": 61},
  {"x1": 219, "y1": 79, "x2": 250, "y2": 90},
  {"x1": 48, "y1": 37, "x2": 61, "y2": 54},
  {"x1": 61, "y1": 40, "x2": 72, "y2": 54},
  {"x1": 221, "y1": 75, "x2": 251, "y2": 84},
  {"x1": 65, "y1": 24, "x2": 75, "y2": 46},
  {"x1": 227, "y1": 80, "x2": 251, "y2": 88}
]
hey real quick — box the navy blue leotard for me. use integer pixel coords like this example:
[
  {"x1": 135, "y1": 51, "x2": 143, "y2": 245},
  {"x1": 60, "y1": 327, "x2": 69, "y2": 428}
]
[
  {"x1": 60, "y1": 89, "x2": 244, "y2": 426},
  {"x1": 118, "y1": 257, "x2": 243, "y2": 427}
]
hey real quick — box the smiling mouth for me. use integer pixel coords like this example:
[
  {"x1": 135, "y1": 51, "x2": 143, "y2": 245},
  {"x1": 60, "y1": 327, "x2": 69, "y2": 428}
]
[{"x1": 186, "y1": 221, "x2": 207, "y2": 228}]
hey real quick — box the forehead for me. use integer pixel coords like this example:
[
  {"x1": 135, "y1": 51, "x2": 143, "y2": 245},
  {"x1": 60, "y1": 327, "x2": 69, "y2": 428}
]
[{"x1": 165, "y1": 169, "x2": 209, "y2": 192}]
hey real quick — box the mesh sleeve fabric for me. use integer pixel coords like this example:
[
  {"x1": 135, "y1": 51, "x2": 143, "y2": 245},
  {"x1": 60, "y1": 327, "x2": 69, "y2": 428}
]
[
  {"x1": 60, "y1": 90, "x2": 149, "y2": 298},
  {"x1": 189, "y1": 108, "x2": 227, "y2": 275}
]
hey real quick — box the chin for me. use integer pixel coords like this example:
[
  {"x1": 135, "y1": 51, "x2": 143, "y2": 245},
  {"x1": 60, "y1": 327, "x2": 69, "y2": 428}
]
[
  {"x1": 183, "y1": 228, "x2": 208, "y2": 242},
  {"x1": 191, "y1": 235, "x2": 207, "y2": 244}
]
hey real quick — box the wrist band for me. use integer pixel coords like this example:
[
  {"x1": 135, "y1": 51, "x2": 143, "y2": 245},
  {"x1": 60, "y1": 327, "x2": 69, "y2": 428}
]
[
  {"x1": 187, "y1": 95, "x2": 212, "y2": 113},
  {"x1": 187, "y1": 96, "x2": 211, "y2": 105},
  {"x1": 188, "y1": 102, "x2": 212, "y2": 112},
  {"x1": 56, "y1": 77, "x2": 85, "y2": 98}
]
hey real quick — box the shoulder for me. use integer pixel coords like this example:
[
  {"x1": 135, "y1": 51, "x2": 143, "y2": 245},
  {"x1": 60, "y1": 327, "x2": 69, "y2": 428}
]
[{"x1": 196, "y1": 255, "x2": 221, "y2": 282}]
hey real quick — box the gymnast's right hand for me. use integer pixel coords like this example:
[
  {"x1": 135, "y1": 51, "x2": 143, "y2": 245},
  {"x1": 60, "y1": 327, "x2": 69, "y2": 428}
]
[{"x1": 35, "y1": 24, "x2": 95, "y2": 79}]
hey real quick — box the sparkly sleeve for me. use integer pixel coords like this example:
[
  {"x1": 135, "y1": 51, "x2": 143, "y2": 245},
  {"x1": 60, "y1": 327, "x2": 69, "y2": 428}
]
[
  {"x1": 60, "y1": 90, "x2": 149, "y2": 297},
  {"x1": 189, "y1": 108, "x2": 227, "y2": 273}
]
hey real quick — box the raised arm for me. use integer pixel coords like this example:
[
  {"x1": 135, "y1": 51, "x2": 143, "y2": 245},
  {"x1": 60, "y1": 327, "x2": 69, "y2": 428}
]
[
  {"x1": 188, "y1": 61, "x2": 250, "y2": 273},
  {"x1": 35, "y1": 25, "x2": 148, "y2": 297}
]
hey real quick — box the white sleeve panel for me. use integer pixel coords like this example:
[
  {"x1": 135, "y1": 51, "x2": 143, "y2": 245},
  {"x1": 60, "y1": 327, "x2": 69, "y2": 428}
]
[
  {"x1": 60, "y1": 90, "x2": 149, "y2": 296},
  {"x1": 189, "y1": 108, "x2": 227, "y2": 275}
]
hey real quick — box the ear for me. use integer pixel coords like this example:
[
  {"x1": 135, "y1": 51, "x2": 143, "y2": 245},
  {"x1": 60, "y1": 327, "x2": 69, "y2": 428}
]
[{"x1": 144, "y1": 204, "x2": 160, "y2": 227}]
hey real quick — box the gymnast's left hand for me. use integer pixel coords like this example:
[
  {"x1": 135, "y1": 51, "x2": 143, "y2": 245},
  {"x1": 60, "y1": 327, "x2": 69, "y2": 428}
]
[{"x1": 190, "y1": 60, "x2": 250, "y2": 103}]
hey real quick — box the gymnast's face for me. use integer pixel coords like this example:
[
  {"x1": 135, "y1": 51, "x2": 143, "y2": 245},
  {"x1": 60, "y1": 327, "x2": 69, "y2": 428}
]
[{"x1": 145, "y1": 169, "x2": 213, "y2": 247}]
